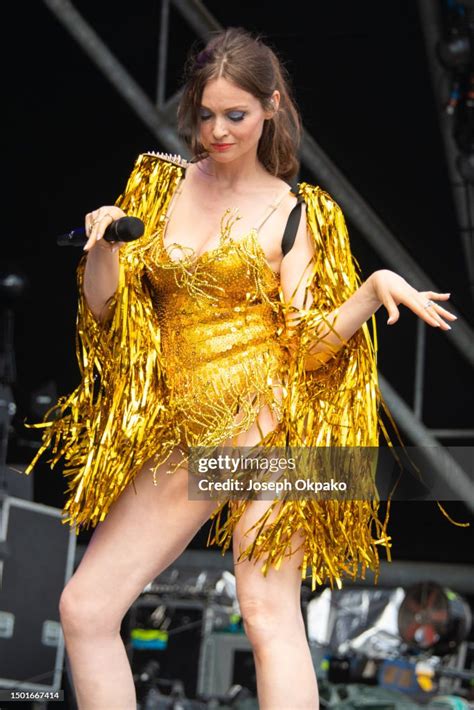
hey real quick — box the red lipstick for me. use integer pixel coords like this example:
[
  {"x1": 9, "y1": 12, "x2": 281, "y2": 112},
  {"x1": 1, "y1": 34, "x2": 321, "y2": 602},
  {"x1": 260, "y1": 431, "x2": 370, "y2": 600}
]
[{"x1": 211, "y1": 143, "x2": 233, "y2": 152}]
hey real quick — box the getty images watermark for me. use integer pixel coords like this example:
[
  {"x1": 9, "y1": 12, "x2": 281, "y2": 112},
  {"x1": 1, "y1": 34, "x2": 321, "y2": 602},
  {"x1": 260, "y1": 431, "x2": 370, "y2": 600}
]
[
  {"x1": 193, "y1": 454, "x2": 347, "y2": 494},
  {"x1": 187, "y1": 446, "x2": 473, "y2": 502}
]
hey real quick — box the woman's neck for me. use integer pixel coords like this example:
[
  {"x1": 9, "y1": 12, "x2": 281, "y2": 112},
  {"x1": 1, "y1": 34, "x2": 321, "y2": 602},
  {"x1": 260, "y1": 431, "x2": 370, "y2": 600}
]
[{"x1": 196, "y1": 152, "x2": 268, "y2": 192}]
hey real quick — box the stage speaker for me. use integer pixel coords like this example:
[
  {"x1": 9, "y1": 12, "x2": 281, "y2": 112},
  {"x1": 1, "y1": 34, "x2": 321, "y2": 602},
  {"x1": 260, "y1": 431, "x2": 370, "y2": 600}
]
[{"x1": 0, "y1": 494, "x2": 76, "y2": 693}]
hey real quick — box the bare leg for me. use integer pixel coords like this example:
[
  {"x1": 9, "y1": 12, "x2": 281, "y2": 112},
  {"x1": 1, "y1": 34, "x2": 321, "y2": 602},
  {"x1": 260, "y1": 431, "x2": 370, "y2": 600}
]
[
  {"x1": 233, "y1": 508, "x2": 318, "y2": 709},
  {"x1": 224, "y1": 405, "x2": 319, "y2": 709},
  {"x1": 59, "y1": 447, "x2": 217, "y2": 710}
]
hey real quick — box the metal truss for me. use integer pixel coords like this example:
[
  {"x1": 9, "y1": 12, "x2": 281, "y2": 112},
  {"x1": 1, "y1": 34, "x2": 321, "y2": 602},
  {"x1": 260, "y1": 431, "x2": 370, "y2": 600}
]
[
  {"x1": 42, "y1": 0, "x2": 474, "y2": 510},
  {"x1": 417, "y1": 0, "x2": 474, "y2": 305}
]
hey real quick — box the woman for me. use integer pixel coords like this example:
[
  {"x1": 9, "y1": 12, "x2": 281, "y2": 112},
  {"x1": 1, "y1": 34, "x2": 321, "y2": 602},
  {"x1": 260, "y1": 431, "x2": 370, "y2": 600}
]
[{"x1": 26, "y1": 27, "x2": 456, "y2": 710}]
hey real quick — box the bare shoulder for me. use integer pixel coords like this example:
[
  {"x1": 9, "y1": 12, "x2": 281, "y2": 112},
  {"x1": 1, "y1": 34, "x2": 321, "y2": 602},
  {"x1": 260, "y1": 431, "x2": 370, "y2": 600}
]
[{"x1": 262, "y1": 174, "x2": 295, "y2": 200}]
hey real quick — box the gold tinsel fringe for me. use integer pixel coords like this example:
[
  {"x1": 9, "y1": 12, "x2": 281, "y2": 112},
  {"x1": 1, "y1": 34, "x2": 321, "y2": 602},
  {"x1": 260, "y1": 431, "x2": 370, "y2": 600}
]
[{"x1": 23, "y1": 153, "x2": 466, "y2": 591}]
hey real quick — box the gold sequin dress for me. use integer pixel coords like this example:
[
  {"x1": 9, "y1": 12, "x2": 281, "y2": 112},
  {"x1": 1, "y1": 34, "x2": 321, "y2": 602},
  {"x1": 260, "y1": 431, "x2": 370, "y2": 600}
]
[{"x1": 25, "y1": 152, "x2": 400, "y2": 590}]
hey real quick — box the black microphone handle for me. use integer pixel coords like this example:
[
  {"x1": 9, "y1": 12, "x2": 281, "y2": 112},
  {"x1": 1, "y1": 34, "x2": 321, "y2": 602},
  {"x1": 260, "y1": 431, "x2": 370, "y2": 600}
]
[{"x1": 56, "y1": 217, "x2": 145, "y2": 247}]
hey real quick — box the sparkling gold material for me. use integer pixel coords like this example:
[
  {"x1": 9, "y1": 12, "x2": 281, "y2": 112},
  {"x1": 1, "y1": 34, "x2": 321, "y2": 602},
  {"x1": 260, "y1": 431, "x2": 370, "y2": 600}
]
[{"x1": 23, "y1": 152, "x2": 430, "y2": 590}]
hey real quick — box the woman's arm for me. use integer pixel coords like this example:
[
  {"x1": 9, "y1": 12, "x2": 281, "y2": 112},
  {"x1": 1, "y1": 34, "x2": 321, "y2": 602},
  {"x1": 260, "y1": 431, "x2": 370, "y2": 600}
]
[
  {"x1": 280, "y1": 208, "x2": 456, "y2": 368},
  {"x1": 83, "y1": 244, "x2": 120, "y2": 323},
  {"x1": 82, "y1": 205, "x2": 125, "y2": 323}
]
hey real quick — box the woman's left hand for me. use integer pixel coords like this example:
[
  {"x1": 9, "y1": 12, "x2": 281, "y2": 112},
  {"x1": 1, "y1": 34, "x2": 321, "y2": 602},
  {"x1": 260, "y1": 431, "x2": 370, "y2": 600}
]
[{"x1": 369, "y1": 269, "x2": 458, "y2": 330}]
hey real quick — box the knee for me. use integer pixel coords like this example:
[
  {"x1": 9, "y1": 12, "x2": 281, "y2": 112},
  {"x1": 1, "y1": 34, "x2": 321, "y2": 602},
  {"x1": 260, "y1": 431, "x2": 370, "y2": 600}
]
[
  {"x1": 239, "y1": 598, "x2": 271, "y2": 646},
  {"x1": 238, "y1": 595, "x2": 293, "y2": 650},
  {"x1": 59, "y1": 581, "x2": 121, "y2": 637}
]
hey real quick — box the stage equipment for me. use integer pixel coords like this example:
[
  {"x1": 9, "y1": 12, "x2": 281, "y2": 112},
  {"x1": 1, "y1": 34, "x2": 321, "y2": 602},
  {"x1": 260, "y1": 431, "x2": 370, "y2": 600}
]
[
  {"x1": 128, "y1": 568, "x2": 246, "y2": 703},
  {"x1": 436, "y1": 1, "x2": 474, "y2": 182},
  {"x1": 0, "y1": 266, "x2": 28, "y2": 499},
  {"x1": 307, "y1": 582, "x2": 473, "y2": 701},
  {"x1": 128, "y1": 556, "x2": 312, "y2": 704},
  {"x1": 398, "y1": 581, "x2": 472, "y2": 655},
  {"x1": 0, "y1": 495, "x2": 76, "y2": 693}
]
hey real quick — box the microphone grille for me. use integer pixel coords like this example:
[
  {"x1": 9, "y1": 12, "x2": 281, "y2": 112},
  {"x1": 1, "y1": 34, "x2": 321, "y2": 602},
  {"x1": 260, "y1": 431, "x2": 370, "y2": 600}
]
[{"x1": 115, "y1": 217, "x2": 145, "y2": 242}]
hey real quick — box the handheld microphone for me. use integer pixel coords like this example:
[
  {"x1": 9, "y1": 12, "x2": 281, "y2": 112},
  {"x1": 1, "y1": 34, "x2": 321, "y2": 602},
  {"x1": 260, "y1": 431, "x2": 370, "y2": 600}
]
[{"x1": 56, "y1": 216, "x2": 145, "y2": 246}]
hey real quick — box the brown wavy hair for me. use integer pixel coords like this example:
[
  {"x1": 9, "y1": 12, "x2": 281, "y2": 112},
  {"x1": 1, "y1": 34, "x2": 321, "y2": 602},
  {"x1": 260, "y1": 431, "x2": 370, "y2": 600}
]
[{"x1": 177, "y1": 27, "x2": 302, "y2": 182}]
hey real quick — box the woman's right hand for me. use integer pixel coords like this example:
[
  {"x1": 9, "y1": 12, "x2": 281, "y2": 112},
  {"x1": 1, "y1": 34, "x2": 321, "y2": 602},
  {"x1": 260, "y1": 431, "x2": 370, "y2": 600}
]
[{"x1": 83, "y1": 205, "x2": 127, "y2": 252}]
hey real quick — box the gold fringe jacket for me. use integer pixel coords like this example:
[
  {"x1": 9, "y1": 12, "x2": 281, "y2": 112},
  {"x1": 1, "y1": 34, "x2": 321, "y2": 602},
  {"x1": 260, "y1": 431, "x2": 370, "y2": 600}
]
[{"x1": 25, "y1": 152, "x2": 402, "y2": 591}]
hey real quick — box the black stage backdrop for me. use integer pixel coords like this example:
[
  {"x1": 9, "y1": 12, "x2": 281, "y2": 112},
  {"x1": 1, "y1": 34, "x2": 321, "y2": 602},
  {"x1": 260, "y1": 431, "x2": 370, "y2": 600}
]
[{"x1": 5, "y1": 0, "x2": 473, "y2": 562}]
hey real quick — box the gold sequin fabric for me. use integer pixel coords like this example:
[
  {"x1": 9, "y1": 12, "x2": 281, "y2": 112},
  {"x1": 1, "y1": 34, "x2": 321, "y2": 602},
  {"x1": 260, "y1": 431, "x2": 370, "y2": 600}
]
[
  {"x1": 25, "y1": 153, "x2": 402, "y2": 591},
  {"x1": 145, "y1": 206, "x2": 288, "y2": 449}
]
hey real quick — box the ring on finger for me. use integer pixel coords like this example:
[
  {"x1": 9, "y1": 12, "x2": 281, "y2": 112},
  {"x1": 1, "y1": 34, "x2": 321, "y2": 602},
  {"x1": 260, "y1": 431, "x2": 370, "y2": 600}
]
[{"x1": 423, "y1": 299, "x2": 435, "y2": 309}]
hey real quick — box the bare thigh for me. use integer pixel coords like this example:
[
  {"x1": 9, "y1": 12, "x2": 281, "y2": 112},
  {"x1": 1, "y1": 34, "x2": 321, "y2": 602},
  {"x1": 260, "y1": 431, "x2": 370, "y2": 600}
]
[
  {"x1": 221, "y1": 399, "x2": 306, "y2": 597},
  {"x1": 61, "y1": 447, "x2": 218, "y2": 629}
]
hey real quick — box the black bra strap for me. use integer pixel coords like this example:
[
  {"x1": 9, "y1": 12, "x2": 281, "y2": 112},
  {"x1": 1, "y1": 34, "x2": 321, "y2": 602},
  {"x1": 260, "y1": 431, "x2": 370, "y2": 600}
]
[{"x1": 281, "y1": 195, "x2": 304, "y2": 256}]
